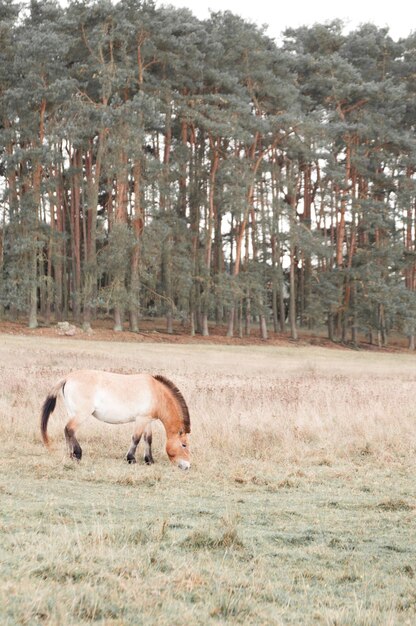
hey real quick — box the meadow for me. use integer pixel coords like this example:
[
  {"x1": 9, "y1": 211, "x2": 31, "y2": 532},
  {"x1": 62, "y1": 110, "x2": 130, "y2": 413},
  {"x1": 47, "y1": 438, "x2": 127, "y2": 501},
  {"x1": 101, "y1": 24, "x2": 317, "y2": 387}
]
[{"x1": 0, "y1": 333, "x2": 415, "y2": 625}]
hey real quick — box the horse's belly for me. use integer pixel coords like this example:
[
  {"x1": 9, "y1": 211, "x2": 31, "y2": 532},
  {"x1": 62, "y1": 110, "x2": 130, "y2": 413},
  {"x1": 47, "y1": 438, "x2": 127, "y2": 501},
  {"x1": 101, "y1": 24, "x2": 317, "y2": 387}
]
[
  {"x1": 92, "y1": 409, "x2": 135, "y2": 424},
  {"x1": 92, "y1": 388, "x2": 153, "y2": 424}
]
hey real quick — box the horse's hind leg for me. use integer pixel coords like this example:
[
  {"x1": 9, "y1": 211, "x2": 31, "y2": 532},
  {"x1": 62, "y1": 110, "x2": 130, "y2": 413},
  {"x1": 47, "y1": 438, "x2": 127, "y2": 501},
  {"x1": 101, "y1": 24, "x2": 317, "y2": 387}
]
[
  {"x1": 64, "y1": 417, "x2": 84, "y2": 460},
  {"x1": 143, "y1": 423, "x2": 154, "y2": 465}
]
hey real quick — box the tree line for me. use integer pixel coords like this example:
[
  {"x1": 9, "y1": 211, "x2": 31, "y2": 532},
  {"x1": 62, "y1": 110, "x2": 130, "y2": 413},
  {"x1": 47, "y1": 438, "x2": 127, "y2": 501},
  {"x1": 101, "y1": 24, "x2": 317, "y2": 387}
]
[{"x1": 1, "y1": 0, "x2": 416, "y2": 346}]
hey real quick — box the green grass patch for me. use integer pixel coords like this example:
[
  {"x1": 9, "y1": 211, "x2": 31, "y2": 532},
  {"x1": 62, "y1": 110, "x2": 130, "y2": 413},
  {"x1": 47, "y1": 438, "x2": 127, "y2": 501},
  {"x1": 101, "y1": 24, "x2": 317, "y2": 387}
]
[{"x1": 1, "y1": 458, "x2": 415, "y2": 625}]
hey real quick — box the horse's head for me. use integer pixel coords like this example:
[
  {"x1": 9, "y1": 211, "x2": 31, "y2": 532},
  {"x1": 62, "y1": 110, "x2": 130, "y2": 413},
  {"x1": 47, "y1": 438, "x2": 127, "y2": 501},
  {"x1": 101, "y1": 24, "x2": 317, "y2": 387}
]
[
  {"x1": 153, "y1": 374, "x2": 191, "y2": 470},
  {"x1": 166, "y1": 429, "x2": 190, "y2": 470}
]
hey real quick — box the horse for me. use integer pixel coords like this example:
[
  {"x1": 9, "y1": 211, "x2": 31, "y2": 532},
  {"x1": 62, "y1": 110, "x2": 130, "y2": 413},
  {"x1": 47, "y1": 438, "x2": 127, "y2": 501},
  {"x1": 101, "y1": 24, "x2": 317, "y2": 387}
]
[{"x1": 40, "y1": 370, "x2": 191, "y2": 470}]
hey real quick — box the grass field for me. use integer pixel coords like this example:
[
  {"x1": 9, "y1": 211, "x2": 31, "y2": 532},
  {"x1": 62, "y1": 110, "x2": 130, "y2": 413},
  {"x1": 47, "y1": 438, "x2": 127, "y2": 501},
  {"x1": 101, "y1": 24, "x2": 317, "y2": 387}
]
[{"x1": 0, "y1": 334, "x2": 415, "y2": 625}]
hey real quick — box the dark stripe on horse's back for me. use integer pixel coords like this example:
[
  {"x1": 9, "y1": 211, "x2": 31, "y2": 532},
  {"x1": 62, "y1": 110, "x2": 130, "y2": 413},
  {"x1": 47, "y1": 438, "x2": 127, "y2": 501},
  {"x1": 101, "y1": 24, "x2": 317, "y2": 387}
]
[{"x1": 153, "y1": 375, "x2": 191, "y2": 433}]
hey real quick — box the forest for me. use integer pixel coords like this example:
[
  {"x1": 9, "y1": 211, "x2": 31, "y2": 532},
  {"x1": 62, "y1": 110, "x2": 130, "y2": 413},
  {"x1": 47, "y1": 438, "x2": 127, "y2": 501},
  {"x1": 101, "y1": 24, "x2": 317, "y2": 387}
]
[{"x1": 1, "y1": 0, "x2": 416, "y2": 346}]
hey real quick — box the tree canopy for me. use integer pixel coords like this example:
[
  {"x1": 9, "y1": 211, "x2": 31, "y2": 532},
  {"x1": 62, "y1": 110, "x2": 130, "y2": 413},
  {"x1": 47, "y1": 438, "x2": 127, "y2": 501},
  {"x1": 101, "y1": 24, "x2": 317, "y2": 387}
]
[{"x1": 1, "y1": 0, "x2": 415, "y2": 346}]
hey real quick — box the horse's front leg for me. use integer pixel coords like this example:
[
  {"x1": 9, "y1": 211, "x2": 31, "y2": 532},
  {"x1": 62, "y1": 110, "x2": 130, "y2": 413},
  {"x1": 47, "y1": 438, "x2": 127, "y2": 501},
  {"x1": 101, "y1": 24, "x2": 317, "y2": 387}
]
[
  {"x1": 126, "y1": 434, "x2": 141, "y2": 464},
  {"x1": 143, "y1": 422, "x2": 154, "y2": 465},
  {"x1": 126, "y1": 419, "x2": 148, "y2": 464}
]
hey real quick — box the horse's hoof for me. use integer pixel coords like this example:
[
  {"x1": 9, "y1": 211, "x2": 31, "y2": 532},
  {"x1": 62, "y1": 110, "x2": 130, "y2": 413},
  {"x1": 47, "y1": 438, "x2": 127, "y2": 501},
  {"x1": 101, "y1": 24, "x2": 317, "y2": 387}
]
[
  {"x1": 144, "y1": 456, "x2": 154, "y2": 465},
  {"x1": 72, "y1": 446, "x2": 82, "y2": 461},
  {"x1": 127, "y1": 456, "x2": 136, "y2": 464}
]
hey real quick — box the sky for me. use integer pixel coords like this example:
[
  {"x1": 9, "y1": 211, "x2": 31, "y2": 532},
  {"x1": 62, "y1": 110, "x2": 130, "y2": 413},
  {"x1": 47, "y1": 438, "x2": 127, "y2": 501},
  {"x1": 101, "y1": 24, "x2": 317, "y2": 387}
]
[{"x1": 155, "y1": 0, "x2": 414, "y2": 42}]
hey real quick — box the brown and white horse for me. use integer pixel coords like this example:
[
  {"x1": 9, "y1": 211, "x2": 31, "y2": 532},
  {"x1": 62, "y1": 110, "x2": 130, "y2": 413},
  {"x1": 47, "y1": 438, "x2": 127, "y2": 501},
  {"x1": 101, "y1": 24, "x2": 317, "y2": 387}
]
[{"x1": 40, "y1": 371, "x2": 191, "y2": 470}]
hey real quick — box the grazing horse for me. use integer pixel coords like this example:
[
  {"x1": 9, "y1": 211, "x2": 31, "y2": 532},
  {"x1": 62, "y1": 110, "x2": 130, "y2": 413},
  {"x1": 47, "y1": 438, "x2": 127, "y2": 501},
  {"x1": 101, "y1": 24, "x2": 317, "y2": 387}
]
[{"x1": 40, "y1": 371, "x2": 191, "y2": 470}]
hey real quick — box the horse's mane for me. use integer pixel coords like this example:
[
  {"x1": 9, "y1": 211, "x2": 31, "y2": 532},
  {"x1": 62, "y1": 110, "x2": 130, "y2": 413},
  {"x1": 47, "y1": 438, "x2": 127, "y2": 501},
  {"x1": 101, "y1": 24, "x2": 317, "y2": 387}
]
[{"x1": 153, "y1": 375, "x2": 191, "y2": 433}]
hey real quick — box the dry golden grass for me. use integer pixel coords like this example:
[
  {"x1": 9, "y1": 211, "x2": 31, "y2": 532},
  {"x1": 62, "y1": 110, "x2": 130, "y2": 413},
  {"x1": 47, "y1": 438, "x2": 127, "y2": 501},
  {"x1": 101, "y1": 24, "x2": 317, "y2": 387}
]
[{"x1": 0, "y1": 334, "x2": 415, "y2": 625}]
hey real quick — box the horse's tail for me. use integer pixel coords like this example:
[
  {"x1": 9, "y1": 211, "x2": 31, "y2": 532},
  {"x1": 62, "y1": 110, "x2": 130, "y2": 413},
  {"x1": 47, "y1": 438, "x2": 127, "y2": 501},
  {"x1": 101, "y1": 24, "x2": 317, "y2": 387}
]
[{"x1": 40, "y1": 378, "x2": 66, "y2": 447}]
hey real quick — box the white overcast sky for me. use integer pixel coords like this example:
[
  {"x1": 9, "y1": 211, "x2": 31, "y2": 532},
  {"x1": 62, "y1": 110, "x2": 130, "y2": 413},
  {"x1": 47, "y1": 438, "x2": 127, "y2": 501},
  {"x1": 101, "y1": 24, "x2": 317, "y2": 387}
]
[{"x1": 156, "y1": 0, "x2": 414, "y2": 42}]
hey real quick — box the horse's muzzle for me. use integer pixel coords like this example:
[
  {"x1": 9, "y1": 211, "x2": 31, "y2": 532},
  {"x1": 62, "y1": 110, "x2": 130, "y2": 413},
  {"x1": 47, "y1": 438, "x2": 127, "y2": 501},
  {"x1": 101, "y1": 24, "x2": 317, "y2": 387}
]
[{"x1": 177, "y1": 459, "x2": 190, "y2": 470}]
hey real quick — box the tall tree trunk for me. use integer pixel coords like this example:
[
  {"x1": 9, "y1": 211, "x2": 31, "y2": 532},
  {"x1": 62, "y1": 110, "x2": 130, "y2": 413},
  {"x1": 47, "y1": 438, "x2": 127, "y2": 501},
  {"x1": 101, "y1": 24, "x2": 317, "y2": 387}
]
[
  {"x1": 82, "y1": 130, "x2": 106, "y2": 331},
  {"x1": 289, "y1": 247, "x2": 298, "y2": 341},
  {"x1": 71, "y1": 147, "x2": 82, "y2": 322},
  {"x1": 28, "y1": 98, "x2": 47, "y2": 328},
  {"x1": 227, "y1": 135, "x2": 264, "y2": 337},
  {"x1": 54, "y1": 163, "x2": 65, "y2": 322},
  {"x1": 189, "y1": 129, "x2": 201, "y2": 336},
  {"x1": 287, "y1": 160, "x2": 298, "y2": 341},
  {"x1": 178, "y1": 114, "x2": 188, "y2": 219},
  {"x1": 160, "y1": 104, "x2": 174, "y2": 333},
  {"x1": 129, "y1": 160, "x2": 144, "y2": 332},
  {"x1": 45, "y1": 187, "x2": 55, "y2": 325},
  {"x1": 201, "y1": 139, "x2": 219, "y2": 336},
  {"x1": 113, "y1": 147, "x2": 129, "y2": 332}
]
